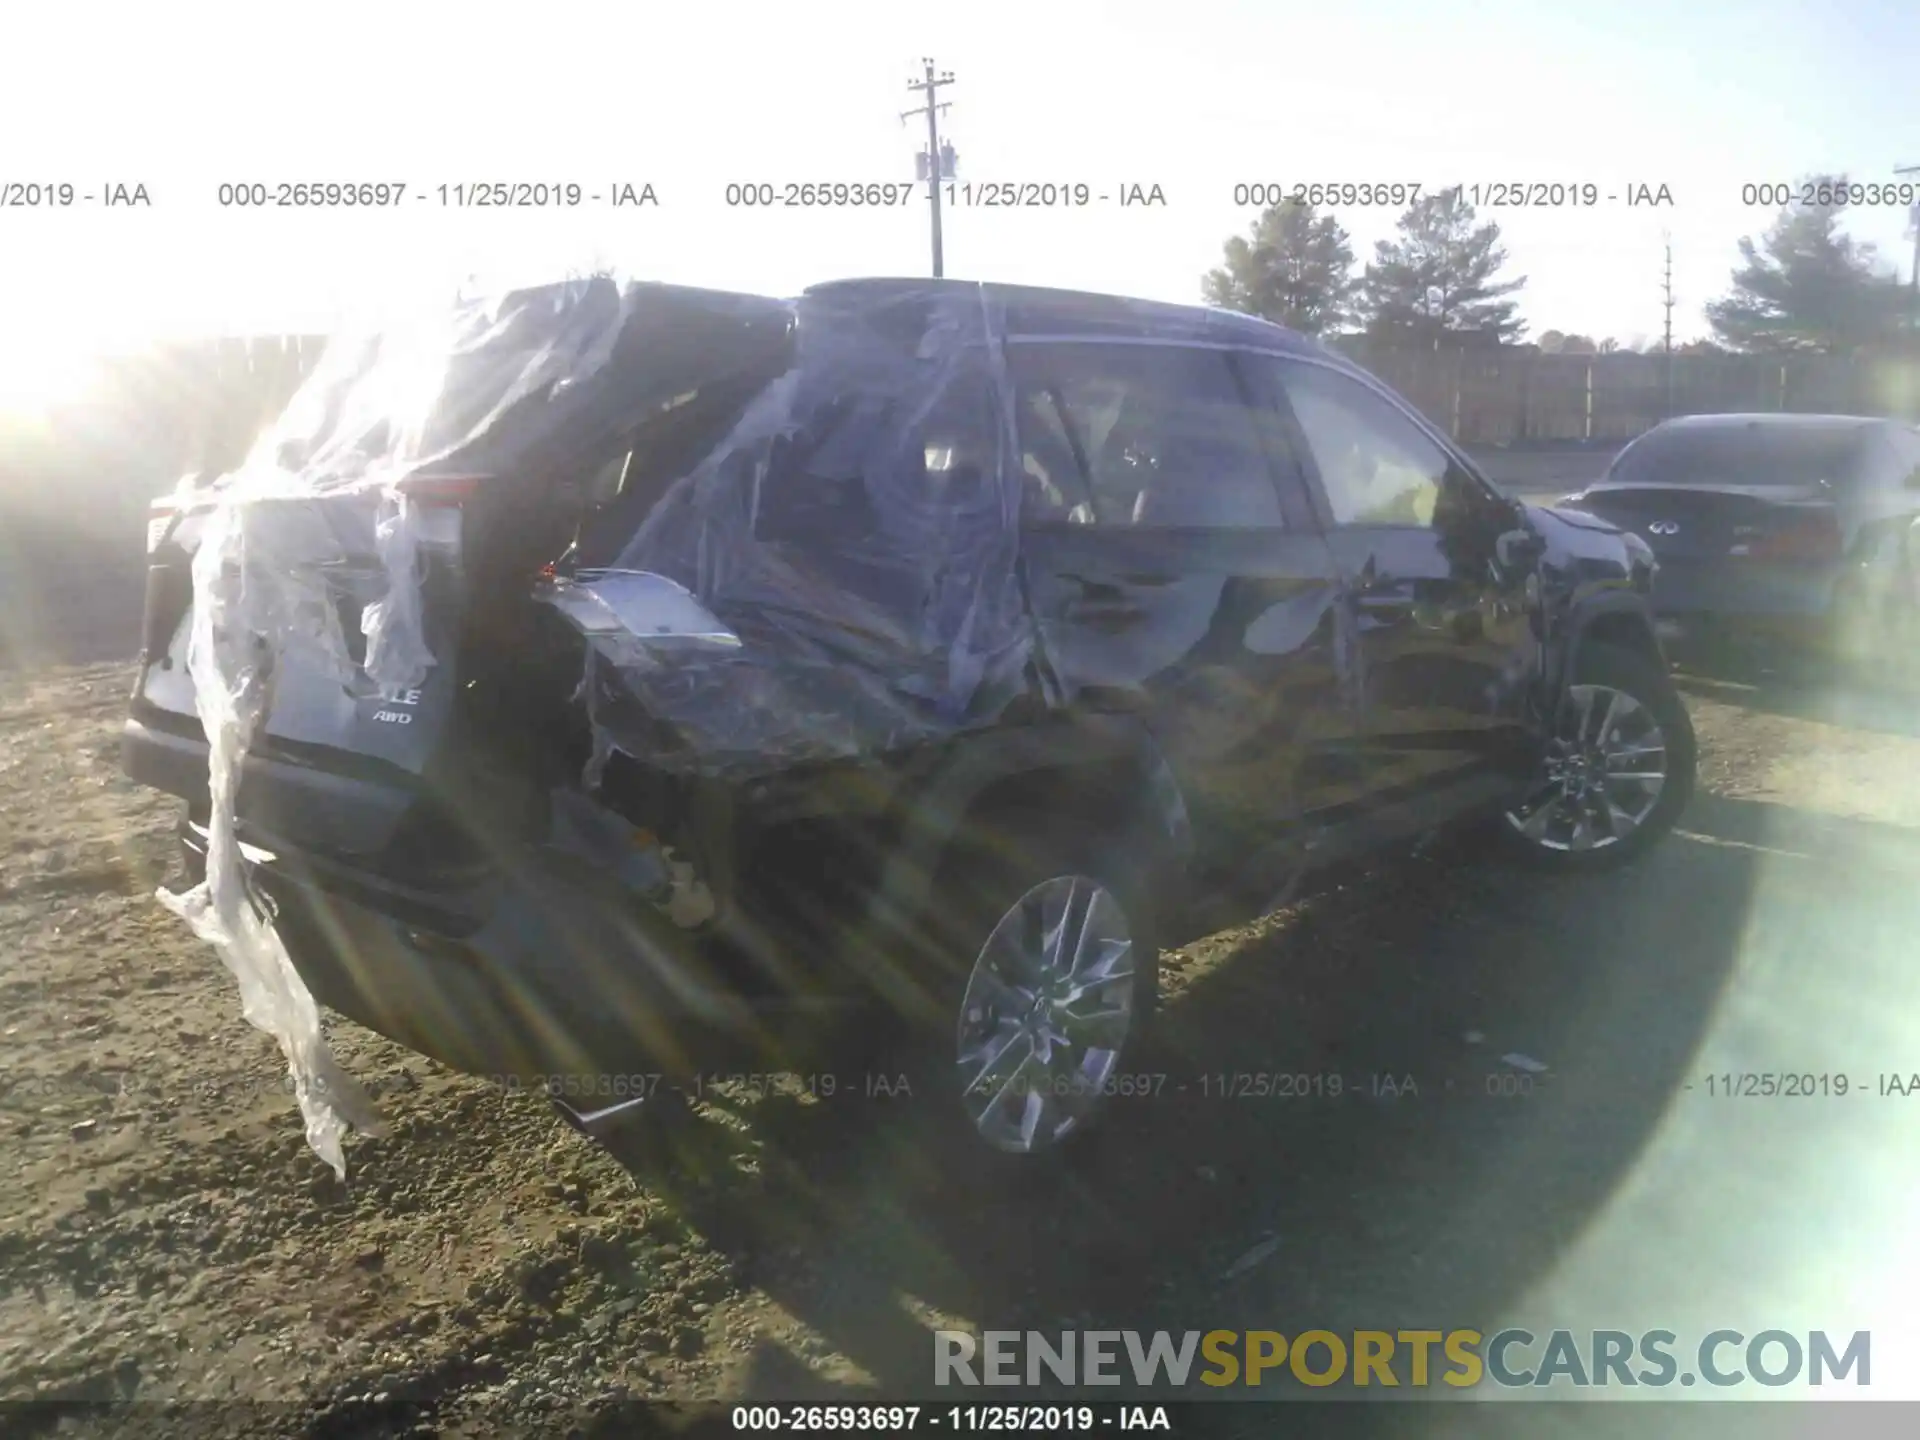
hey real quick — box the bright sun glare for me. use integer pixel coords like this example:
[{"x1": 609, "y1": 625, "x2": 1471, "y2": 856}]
[{"x1": 0, "y1": 335, "x2": 106, "y2": 421}]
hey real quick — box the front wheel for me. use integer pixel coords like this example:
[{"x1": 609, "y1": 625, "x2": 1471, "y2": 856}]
[{"x1": 1497, "y1": 640, "x2": 1695, "y2": 870}]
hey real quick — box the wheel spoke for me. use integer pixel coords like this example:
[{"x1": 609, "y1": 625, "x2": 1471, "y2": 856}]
[
  {"x1": 1512, "y1": 776, "x2": 1559, "y2": 815},
  {"x1": 1064, "y1": 932, "x2": 1131, "y2": 986},
  {"x1": 1568, "y1": 806, "x2": 1594, "y2": 850},
  {"x1": 961, "y1": 1026, "x2": 1033, "y2": 1104},
  {"x1": 977, "y1": 1042, "x2": 1046, "y2": 1138},
  {"x1": 1016, "y1": 1085, "x2": 1047, "y2": 1150},
  {"x1": 1038, "y1": 878, "x2": 1085, "y2": 980},
  {"x1": 1574, "y1": 685, "x2": 1598, "y2": 744},
  {"x1": 1608, "y1": 742, "x2": 1665, "y2": 762},
  {"x1": 961, "y1": 965, "x2": 1027, "y2": 1026},
  {"x1": 1596, "y1": 688, "x2": 1623, "y2": 744},
  {"x1": 1521, "y1": 803, "x2": 1560, "y2": 841},
  {"x1": 976, "y1": 923, "x2": 1034, "y2": 993},
  {"x1": 1058, "y1": 948, "x2": 1133, "y2": 1006},
  {"x1": 1058, "y1": 994, "x2": 1132, "y2": 1049},
  {"x1": 1064, "y1": 882, "x2": 1106, "y2": 981},
  {"x1": 1608, "y1": 797, "x2": 1646, "y2": 831}
]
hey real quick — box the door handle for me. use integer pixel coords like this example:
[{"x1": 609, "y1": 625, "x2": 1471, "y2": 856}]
[
  {"x1": 1062, "y1": 599, "x2": 1146, "y2": 626},
  {"x1": 1354, "y1": 586, "x2": 1413, "y2": 618}
]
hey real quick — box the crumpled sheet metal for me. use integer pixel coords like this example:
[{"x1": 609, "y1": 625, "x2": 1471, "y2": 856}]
[
  {"x1": 575, "y1": 283, "x2": 1038, "y2": 781},
  {"x1": 159, "y1": 277, "x2": 639, "y2": 1176}
]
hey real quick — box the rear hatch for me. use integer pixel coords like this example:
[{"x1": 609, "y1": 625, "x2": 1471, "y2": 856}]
[
  {"x1": 130, "y1": 489, "x2": 478, "y2": 865},
  {"x1": 126, "y1": 280, "x2": 797, "y2": 870}
]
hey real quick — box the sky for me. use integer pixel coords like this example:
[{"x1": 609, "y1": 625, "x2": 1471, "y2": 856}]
[{"x1": 1, "y1": 0, "x2": 1917, "y2": 381}]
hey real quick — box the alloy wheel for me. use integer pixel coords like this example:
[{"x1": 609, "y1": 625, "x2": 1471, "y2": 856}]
[
  {"x1": 1505, "y1": 683, "x2": 1669, "y2": 853},
  {"x1": 955, "y1": 875, "x2": 1136, "y2": 1154}
]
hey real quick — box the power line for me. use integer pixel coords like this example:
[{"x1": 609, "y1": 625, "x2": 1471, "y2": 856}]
[
  {"x1": 1661, "y1": 233, "x2": 1676, "y2": 418},
  {"x1": 1897, "y1": 163, "x2": 1920, "y2": 331},
  {"x1": 902, "y1": 59, "x2": 956, "y2": 278}
]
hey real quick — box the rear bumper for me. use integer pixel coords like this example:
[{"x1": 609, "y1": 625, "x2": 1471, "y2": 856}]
[
  {"x1": 1649, "y1": 559, "x2": 1841, "y2": 647},
  {"x1": 172, "y1": 816, "x2": 867, "y2": 1092},
  {"x1": 1650, "y1": 557, "x2": 1842, "y2": 618},
  {"x1": 123, "y1": 713, "x2": 417, "y2": 859}
]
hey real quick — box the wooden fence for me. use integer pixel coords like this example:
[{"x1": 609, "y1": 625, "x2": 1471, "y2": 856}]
[{"x1": 1329, "y1": 339, "x2": 1920, "y2": 445}]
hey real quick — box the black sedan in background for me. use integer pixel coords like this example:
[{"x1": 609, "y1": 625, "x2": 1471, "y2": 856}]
[{"x1": 1557, "y1": 413, "x2": 1920, "y2": 664}]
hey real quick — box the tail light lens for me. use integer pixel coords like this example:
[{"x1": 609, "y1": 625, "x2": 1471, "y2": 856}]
[
  {"x1": 146, "y1": 495, "x2": 214, "y2": 555},
  {"x1": 1749, "y1": 511, "x2": 1842, "y2": 562},
  {"x1": 145, "y1": 506, "x2": 175, "y2": 554},
  {"x1": 395, "y1": 474, "x2": 485, "y2": 505}
]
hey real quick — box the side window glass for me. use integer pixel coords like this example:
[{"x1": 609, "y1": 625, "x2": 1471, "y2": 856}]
[
  {"x1": 1009, "y1": 344, "x2": 1286, "y2": 529},
  {"x1": 1276, "y1": 362, "x2": 1456, "y2": 527},
  {"x1": 1017, "y1": 386, "x2": 1098, "y2": 524}
]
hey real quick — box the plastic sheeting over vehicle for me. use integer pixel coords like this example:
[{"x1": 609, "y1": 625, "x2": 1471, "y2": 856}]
[
  {"x1": 560, "y1": 281, "x2": 1037, "y2": 781},
  {"x1": 159, "y1": 275, "x2": 1044, "y2": 1171},
  {"x1": 159, "y1": 277, "x2": 645, "y2": 1176}
]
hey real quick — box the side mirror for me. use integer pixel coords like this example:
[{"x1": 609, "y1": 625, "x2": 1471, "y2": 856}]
[{"x1": 1496, "y1": 527, "x2": 1545, "y2": 572}]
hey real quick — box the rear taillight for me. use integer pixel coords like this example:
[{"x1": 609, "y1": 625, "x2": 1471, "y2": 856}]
[
  {"x1": 1749, "y1": 512, "x2": 1842, "y2": 562},
  {"x1": 147, "y1": 495, "x2": 213, "y2": 555},
  {"x1": 395, "y1": 474, "x2": 485, "y2": 505},
  {"x1": 145, "y1": 502, "x2": 177, "y2": 554}
]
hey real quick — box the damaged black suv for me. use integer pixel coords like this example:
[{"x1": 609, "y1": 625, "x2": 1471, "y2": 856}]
[{"x1": 123, "y1": 276, "x2": 1693, "y2": 1161}]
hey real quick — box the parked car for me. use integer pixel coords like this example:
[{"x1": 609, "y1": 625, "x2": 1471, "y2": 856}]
[
  {"x1": 1557, "y1": 413, "x2": 1920, "y2": 664},
  {"x1": 122, "y1": 277, "x2": 1695, "y2": 1163}
]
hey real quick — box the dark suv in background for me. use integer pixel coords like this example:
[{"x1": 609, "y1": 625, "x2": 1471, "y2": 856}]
[{"x1": 122, "y1": 277, "x2": 1695, "y2": 1162}]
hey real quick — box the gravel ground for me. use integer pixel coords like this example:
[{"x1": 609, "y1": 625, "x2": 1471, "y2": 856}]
[{"x1": 3, "y1": 650, "x2": 1918, "y2": 1437}]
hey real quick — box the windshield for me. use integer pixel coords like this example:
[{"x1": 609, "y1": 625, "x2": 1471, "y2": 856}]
[{"x1": 1608, "y1": 424, "x2": 1869, "y2": 488}]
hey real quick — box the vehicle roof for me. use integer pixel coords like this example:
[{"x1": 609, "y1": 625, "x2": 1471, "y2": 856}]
[
  {"x1": 800, "y1": 276, "x2": 1335, "y2": 356},
  {"x1": 1651, "y1": 412, "x2": 1888, "y2": 431}
]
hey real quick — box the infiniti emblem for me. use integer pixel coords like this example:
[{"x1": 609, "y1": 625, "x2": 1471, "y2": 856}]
[{"x1": 1647, "y1": 521, "x2": 1680, "y2": 535}]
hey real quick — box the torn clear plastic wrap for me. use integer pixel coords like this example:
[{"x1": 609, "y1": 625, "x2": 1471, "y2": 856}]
[
  {"x1": 158, "y1": 276, "x2": 1046, "y2": 1171},
  {"x1": 157, "y1": 277, "x2": 641, "y2": 1176},
  {"x1": 552, "y1": 283, "x2": 1038, "y2": 782}
]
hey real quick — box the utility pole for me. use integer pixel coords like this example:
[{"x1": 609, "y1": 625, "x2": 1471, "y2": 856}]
[
  {"x1": 1661, "y1": 233, "x2": 1677, "y2": 418},
  {"x1": 1898, "y1": 164, "x2": 1920, "y2": 334},
  {"x1": 903, "y1": 59, "x2": 956, "y2": 278}
]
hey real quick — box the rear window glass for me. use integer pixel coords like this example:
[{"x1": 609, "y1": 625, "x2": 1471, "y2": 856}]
[
  {"x1": 1609, "y1": 426, "x2": 1869, "y2": 488},
  {"x1": 262, "y1": 280, "x2": 634, "y2": 480}
]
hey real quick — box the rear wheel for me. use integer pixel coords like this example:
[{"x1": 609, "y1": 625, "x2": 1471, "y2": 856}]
[
  {"x1": 905, "y1": 818, "x2": 1162, "y2": 1163},
  {"x1": 1498, "y1": 641, "x2": 1695, "y2": 870}
]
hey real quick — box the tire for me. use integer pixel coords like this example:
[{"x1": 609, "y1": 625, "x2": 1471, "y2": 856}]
[
  {"x1": 891, "y1": 813, "x2": 1162, "y2": 1168},
  {"x1": 1495, "y1": 640, "x2": 1695, "y2": 871}
]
